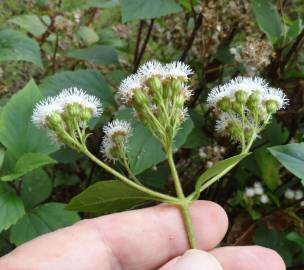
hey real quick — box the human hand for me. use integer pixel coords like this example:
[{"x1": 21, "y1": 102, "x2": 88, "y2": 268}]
[{"x1": 0, "y1": 201, "x2": 285, "y2": 270}]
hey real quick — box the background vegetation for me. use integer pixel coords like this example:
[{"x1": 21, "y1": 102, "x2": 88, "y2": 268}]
[{"x1": 0, "y1": 0, "x2": 303, "y2": 268}]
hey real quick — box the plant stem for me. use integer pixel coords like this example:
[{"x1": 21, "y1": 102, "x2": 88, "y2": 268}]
[
  {"x1": 167, "y1": 150, "x2": 198, "y2": 249},
  {"x1": 81, "y1": 145, "x2": 179, "y2": 204}
]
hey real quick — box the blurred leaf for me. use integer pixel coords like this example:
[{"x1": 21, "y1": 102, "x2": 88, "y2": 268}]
[
  {"x1": 9, "y1": 15, "x2": 50, "y2": 37},
  {"x1": 139, "y1": 165, "x2": 170, "y2": 191},
  {"x1": 67, "y1": 45, "x2": 118, "y2": 65},
  {"x1": 195, "y1": 153, "x2": 249, "y2": 193},
  {"x1": 0, "y1": 30, "x2": 42, "y2": 67},
  {"x1": 40, "y1": 69, "x2": 115, "y2": 109},
  {"x1": 0, "y1": 147, "x2": 4, "y2": 170},
  {"x1": 0, "y1": 183, "x2": 25, "y2": 232},
  {"x1": 85, "y1": 0, "x2": 119, "y2": 8},
  {"x1": 0, "y1": 80, "x2": 59, "y2": 160},
  {"x1": 77, "y1": 26, "x2": 99, "y2": 46},
  {"x1": 286, "y1": 232, "x2": 304, "y2": 247},
  {"x1": 250, "y1": 0, "x2": 282, "y2": 45},
  {"x1": 254, "y1": 147, "x2": 280, "y2": 190},
  {"x1": 1, "y1": 153, "x2": 56, "y2": 182},
  {"x1": 120, "y1": 0, "x2": 182, "y2": 23},
  {"x1": 10, "y1": 203, "x2": 79, "y2": 245},
  {"x1": 21, "y1": 169, "x2": 53, "y2": 208},
  {"x1": 254, "y1": 225, "x2": 293, "y2": 266},
  {"x1": 66, "y1": 180, "x2": 153, "y2": 213},
  {"x1": 287, "y1": 18, "x2": 303, "y2": 42},
  {"x1": 0, "y1": 232, "x2": 13, "y2": 256},
  {"x1": 261, "y1": 118, "x2": 289, "y2": 146},
  {"x1": 269, "y1": 143, "x2": 304, "y2": 180}
]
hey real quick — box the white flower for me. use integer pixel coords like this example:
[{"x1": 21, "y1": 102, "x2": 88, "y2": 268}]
[
  {"x1": 199, "y1": 147, "x2": 207, "y2": 159},
  {"x1": 164, "y1": 61, "x2": 193, "y2": 79},
  {"x1": 260, "y1": 194, "x2": 269, "y2": 204},
  {"x1": 180, "y1": 107, "x2": 189, "y2": 122},
  {"x1": 262, "y1": 87, "x2": 289, "y2": 110},
  {"x1": 254, "y1": 182, "x2": 262, "y2": 189},
  {"x1": 301, "y1": 201, "x2": 304, "y2": 207},
  {"x1": 103, "y1": 119, "x2": 132, "y2": 140},
  {"x1": 207, "y1": 76, "x2": 269, "y2": 108},
  {"x1": 118, "y1": 74, "x2": 142, "y2": 104},
  {"x1": 284, "y1": 189, "x2": 295, "y2": 200},
  {"x1": 295, "y1": 189, "x2": 303, "y2": 200},
  {"x1": 57, "y1": 87, "x2": 102, "y2": 117},
  {"x1": 32, "y1": 96, "x2": 63, "y2": 127},
  {"x1": 206, "y1": 161, "x2": 213, "y2": 168},
  {"x1": 100, "y1": 137, "x2": 116, "y2": 161},
  {"x1": 245, "y1": 187, "x2": 255, "y2": 197},
  {"x1": 215, "y1": 113, "x2": 241, "y2": 133},
  {"x1": 137, "y1": 60, "x2": 165, "y2": 81},
  {"x1": 254, "y1": 182, "x2": 264, "y2": 195}
]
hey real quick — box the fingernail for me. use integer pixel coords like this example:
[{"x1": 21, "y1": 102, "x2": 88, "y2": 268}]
[{"x1": 175, "y1": 249, "x2": 223, "y2": 270}]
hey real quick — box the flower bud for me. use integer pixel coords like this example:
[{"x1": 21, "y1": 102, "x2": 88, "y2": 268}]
[
  {"x1": 235, "y1": 90, "x2": 247, "y2": 104},
  {"x1": 265, "y1": 100, "x2": 278, "y2": 114},
  {"x1": 147, "y1": 77, "x2": 163, "y2": 94},
  {"x1": 47, "y1": 112, "x2": 64, "y2": 130},
  {"x1": 171, "y1": 78, "x2": 182, "y2": 94},
  {"x1": 217, "y1": 97, "x2": 231, "y2": 112},
  {"x1": 232, "y1": 102, "x2": 243, "y2": 114},
  {"x1": 247, "y1": 92, "x2": 259, "y2": 111},
  {"x1": 133, "y1": 90, "x2": 149, "y2": 106}
]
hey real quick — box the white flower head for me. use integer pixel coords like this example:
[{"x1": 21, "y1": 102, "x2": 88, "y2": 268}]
[
  {"x1": 118, "y1": 74, "x2": 142, "y2": 104},
  {"x1": 164, "y1": 61, "x2": 193, "y2": 79},
  {"x1": 32, "y1": 96, "x2": 63, "y2": 127},
  {"x1": 284, "y1": 189, "x2": 295, "y2": 200},
  {"x1": 260, "y1": 194, "x2": 269, "y2": 204},
  {"x1": 103, "y1": 119, "x2": 132, "y2": 141},
  {"x1": 180, "y1": 107, "x2": 189, "y2": 122},
  {"x1": 254, "y1": 185, "x2": 264, "y2": 195},
  {"x1": 215, "y1": 113, "x2": 241, "y2": 133},
  {"x1": 57, "y1": 87, "x2": 103, "y2": 117},
  {"x1": 100, "y1": 137, "x2": 116, "y2": 161},
  {"x1": 207, "y1": 76, "x2": 269, "y2": 108},
  {"x1": 245, "y1": 187, "x2": 255, "y2": 197},
  {"x1": 137, "y1": 60, "x2": 165, "y2": 82},
  {"x1": 295, "y1": 189, "x2": 303, "y2": 200},
  {"x1": 254, "y1": 182, "x2": 262, "y2": 189},
  {"x1": 47, "y1": 130, "x2": 62, "y2": 145},
  {"x1": 262, "y1": 87, "x2": 289, "y2": 110}
]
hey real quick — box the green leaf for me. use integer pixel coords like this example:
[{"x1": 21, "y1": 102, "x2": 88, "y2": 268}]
[
  {"x1": 0, "y1": 80, "x2": 59, "y2": 160},
  {"x1": 40, "y1": 69, "x2": 115, "y2": 109},
  {"x1": 195, "y1": 153, "x2": 249, "y2": 193},
  {"x1": 10, "y1": 203, "x2": 80, "y2": 246},
  {"x1": 9, "y1": 15, "x2": 50, "y2": 37},
  {"x1": 250, "y1": 0, "x2": 282, "y2": 45},
  {"x1": 1, "y1": 153, "x2": 56, "y2": 182},
  {"x1": 67, "y1": 45, "x2": 118, "y2": 65},
  {"x1": 120, "y1": 0, "x2": 182, "y2": 23},
  {"x1": 21, "y1": 169, "x2": 53, "y2": 208},
  {"x1": 254, "y1": 147, "x2": 280, "y2": 190},
  {"x1": 77, "y1": 26, "x2": 99, "y2": 46},
  {"x1": 66, "y1": 180, "x2": 153, "y2": 213},
  {"x1": 0, "y1": 147, "x2": 4, "y2": 170},
  {"x1": 0, "y1": 30, "x2": 42, "y2": 67},
  {"x1": 268, "y1": 143, "x2": 304, "y2": 180},
  {"x1": 0, "y1": 183, "x2": 25, "y2": 233}
]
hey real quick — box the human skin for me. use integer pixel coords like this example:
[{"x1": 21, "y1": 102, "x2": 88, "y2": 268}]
[{"x1": 0, "y1": 201, "x2": 285, "y2": 270}]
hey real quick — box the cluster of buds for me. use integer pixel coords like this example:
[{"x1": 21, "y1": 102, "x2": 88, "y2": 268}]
[
  {"x1": 101, "y1": 120, "x2": 132, "y2": 161},
  {"x1": 245, "y1": 182, "x2": 269, "y2": 204},
  {"x1": 198, "y1": 145, "x2": 226, "y2": 168},
  {"x1": 207, "y1": 77, "x2": 288, "y2": 149},
  {"x1": 118, "y1": 60, "x2": 193, "y2": 149},
  {"x1": 32, "y1": 87, "x2": 102, "y2": 148},
  {"x1": 284, "y1": 189, "x2": 303, "y2": 201}
]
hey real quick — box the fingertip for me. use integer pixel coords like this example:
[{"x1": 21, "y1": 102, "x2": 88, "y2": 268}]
[{"x1": 253, "y1": 246, "x2": 286, "y2": 270}]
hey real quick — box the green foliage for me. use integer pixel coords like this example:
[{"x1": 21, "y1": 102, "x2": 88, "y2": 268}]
[
  {"x1": 120, "y1": 0, "x2": 182, "y2": 22},
  {"x1": 0, "y1": 30, "x2": 42, "y2": 67},
  {"x1": 66, "y1": 180, "x2": 153, "y2": 213},
  {"x1": 269, "y1": 143, "x2": 304, "y2": 180},
  {"x1": 10, "y1": 203, "x2": 80, "y2": 245}
]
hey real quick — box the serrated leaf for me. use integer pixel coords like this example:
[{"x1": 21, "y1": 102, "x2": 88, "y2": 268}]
[
  {"x1": 1, "y1": 153, "x2": 56, "y2": 181},
  {"x1": 10, "y1": 203, "x2": 79, "y2": 245},
  {"x1": 120, "y1": 0, "x2": 182, "y2": 23},
  {"x1": 268, "y1": 143, "x2": 304, "y2": 180},
  {"x1": 21, "y1": 169, "x2": 53, "y2": 208},
  {"x1": 9, "y1": 15, "x2": 50, "y2": 37},
  {"x1": 66, "y1": 180, "x2": 153, "y2": 213},
  {"x1": 195, "y1": 153, "x2": 249, "y2": 193},
  {"x1": 0, "y1": 183, "x2": 25, "y2": 233},
  {"x1": 250, "y1": 0, "x2": 282, "y2": 45},
  {"x1": 67, "y1": 45, "x2": 118, "y2": 65},
  {"x1": 0, "y1": 30, "x2": 42, "y2": 67},
  {"x1": 0, "y1": 80, "x2": 59, "y2": 160}
]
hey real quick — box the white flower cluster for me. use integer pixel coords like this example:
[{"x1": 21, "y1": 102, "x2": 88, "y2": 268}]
[
  {"x1": 101, "y1": 120, "x2": 132, "y2": 161},
  {"x1": 245, "y1": 182, "x2": 269, "y2": 204},
  {"x1": 284, "y1": 189, "x2": 303, "y2": 200},
  {"x1": 118, "y1": 60, "x2": 193, "y2": 104},
  {"x1": 32, "y1": 87, "x2": 102, "y2": 128}
]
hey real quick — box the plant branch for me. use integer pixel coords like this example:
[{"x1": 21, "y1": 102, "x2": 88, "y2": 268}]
[{"x1": 133, "y1": 20, "x2": 144, "y2": 68}]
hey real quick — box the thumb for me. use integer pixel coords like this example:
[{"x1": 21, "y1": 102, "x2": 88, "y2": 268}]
[{"x1": 159, "y1": 249, "x2": 223, "y2": 270}]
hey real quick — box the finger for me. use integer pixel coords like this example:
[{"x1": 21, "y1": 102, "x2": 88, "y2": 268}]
[
  {"x1": 159, "y1": 250, "x2": 223, "y2": 270},
  {"x1": 0, "y1": 200, "x2": 228, "y2": 270},
  {"x1": 210, "y1": 246, "x2": 286, "y2": 270}
]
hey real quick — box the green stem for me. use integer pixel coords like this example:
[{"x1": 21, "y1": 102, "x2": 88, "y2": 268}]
[
  {"x1": 120, "y1": 151, "x2": 142, "y2": 185},
  {"x1": 167, "y1": 149, "x2": 198, "y2": 249}
]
